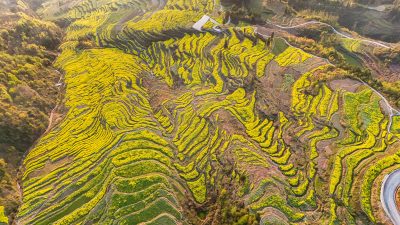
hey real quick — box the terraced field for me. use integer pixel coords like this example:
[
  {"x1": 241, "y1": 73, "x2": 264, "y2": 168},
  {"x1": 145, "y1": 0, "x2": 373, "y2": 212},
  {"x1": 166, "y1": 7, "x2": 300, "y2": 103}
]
[{"x1": 12, "y1": 0, "x2": 400, "y2": 224}]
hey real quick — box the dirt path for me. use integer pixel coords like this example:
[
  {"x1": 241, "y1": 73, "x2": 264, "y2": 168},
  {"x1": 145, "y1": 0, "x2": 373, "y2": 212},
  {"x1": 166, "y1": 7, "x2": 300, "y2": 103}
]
[{"x1": 44, "y1": 69, "x2": 63, "y2": 133}]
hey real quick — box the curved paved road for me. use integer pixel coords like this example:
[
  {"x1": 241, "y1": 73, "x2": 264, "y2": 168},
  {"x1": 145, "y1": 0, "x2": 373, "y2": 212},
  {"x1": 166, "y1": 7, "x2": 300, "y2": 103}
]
[
  {"x1": 267, "y1": 20, "x2": 391, "y2": 49},
  {"x1": 381, "y1": 169, "x2": 400, "y2": 225},
  {"x1": 360, "y1": 81, "x2": 400, "y2": 133}
]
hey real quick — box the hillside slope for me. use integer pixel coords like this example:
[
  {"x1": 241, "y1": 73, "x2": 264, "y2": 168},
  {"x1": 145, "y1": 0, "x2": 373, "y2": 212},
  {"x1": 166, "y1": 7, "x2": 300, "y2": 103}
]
[
  {"x1": 0, "y1": 0, "x2": 61, "y2": 222},
  {"x1": 2, "y1": 0, "x2": 400, "y2": 224}
]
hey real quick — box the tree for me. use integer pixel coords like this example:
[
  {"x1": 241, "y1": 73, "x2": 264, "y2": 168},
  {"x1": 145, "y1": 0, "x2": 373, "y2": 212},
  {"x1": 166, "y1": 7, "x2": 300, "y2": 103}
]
[
  {"x1": 224, "y1": 39, "x2": 228, "y2": 49},
  {"x1": 266, "y1": 37, "x2": 271, "y2": 48}
]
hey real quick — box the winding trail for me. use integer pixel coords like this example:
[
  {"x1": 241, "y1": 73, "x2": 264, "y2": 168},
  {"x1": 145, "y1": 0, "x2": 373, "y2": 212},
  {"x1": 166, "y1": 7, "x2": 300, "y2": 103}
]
[
  {"x1": 45, "y1": 70, "x2": 63, "y2": 134},
  {"x1": 267, "y1": 20, "x2": 391, "y2": 49},
  {"x1": 357, "y1": 3, "x2": 389, "y2": 12},
  {"x1": 360, "y1": 80, "x2": 400, "y2": 133},
  {"x1": 381, "y1": 170, "x2": 400, "y2": 225}
]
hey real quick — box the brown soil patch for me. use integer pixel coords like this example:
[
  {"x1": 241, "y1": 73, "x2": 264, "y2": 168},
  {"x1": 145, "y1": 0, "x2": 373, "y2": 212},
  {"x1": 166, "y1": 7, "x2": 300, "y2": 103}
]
[
  {"x1": 328, "y1": 78, "x2": 362, "y2": 92},
  {"x1": 26, "y1": 156, "x2": 72, "y2": 180},
  {"x1": 213, "y1": 109, "x2": 247, "y2": 137},
  {"x1": 256, "y1": 61, "x2": 294, "y2": 116},
  {"x1": 142, "y1": 73, "x2": 189, "y2": 110}
]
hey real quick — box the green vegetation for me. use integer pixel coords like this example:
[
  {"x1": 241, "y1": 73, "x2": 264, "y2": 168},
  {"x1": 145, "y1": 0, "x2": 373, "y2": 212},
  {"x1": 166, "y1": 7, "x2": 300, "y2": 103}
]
[
  {"x1": 0, "y1": 8, "x2": 61, "y2": 152},
  {"x1": 0, "y1": 2, "x2": 62, "y2": 222}
]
